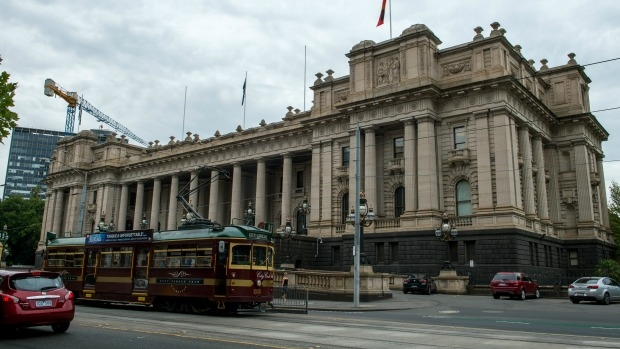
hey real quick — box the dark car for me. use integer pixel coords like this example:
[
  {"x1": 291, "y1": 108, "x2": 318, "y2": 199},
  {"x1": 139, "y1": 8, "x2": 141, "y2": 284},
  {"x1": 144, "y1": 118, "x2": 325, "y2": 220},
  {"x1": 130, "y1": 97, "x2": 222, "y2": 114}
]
[
  {"x1": 568, "y1": 276, "x2": 620, "y2": 305},
  {"x1": 403, "y1": 274, "x2": 436, "y2": 295},
  {"x1": 490, "y1": 272, "x2": 540, "y2": 300},
  {"x1": 0, "y1": 269, "x2": 75, "y2": 333}
]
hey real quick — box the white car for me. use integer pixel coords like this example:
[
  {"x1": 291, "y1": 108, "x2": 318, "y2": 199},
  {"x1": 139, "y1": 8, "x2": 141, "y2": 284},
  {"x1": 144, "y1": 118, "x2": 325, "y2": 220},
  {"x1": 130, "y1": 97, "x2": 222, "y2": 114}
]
[{"x1": 568, "y1": 277, "x2": 620, "y2": 305}]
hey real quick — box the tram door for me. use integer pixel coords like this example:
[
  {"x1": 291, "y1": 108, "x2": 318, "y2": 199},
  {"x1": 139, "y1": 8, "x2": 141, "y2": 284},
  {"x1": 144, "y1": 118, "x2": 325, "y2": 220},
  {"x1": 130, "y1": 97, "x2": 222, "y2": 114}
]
[
  {"x1": 83, "y1": 249, "x2": 99, "y2": 290},
  {"x1": 215, "y1": 241, "x2": 228, "y2": 295},
  {"x1": 132, "y1": 248, "x2": 149, "y2": 291}
]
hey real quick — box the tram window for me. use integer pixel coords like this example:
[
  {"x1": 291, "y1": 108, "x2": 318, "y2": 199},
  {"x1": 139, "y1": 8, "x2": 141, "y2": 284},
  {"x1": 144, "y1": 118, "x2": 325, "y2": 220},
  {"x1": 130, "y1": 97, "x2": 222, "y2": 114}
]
[
  {"x1": 196, "y1": 245, "x2": 212, "y2": 267},
  {"x1": 153, "y1": 249, "x2": 167, "y2": 268},
  {"x1": 47, "y1": 249, "x2": 66, "y2": 267},
  {"x1": 87, "y1": 251, "x2": 97, "y2": 267},
  {"x1": 231, "y1": 245, "x2": 251, "y2": 265},
  {"x1": 100, "y1": 247, "x2": 133, "y2": 268},
  {"x1": 252, "y1": 246, "x2": 268, "y2": 266}
]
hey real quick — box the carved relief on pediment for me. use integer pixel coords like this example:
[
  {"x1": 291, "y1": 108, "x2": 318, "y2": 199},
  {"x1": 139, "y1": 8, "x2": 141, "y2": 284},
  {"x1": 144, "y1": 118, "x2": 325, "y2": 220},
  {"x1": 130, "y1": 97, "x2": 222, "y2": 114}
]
[
  {"x1": 442, "y1": 59, "x2": 471, "y2": 77},
  {"x1": 376, "y1": 56, "x2": 401, "y2": 87},
  {"x1": 334, "y1": 89, "x2": 349, "y2": 103}
]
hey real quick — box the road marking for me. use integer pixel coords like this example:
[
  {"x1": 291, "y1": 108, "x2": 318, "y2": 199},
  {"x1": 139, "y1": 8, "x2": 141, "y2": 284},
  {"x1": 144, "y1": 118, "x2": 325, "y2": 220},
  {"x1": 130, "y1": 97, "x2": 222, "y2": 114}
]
[
  {"x1": 438, "y1": 310, "x2": 459, "y2": 314},
  {"x1": 496, "y1": 320, "x2": 530, "y2": 325}
]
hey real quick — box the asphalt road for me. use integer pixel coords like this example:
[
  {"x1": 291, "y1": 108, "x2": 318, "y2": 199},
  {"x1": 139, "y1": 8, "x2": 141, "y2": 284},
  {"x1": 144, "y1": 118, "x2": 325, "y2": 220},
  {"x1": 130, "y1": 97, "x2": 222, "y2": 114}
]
[{"x1": 1, "y1": 294, "x2": 619, "y2": 349}]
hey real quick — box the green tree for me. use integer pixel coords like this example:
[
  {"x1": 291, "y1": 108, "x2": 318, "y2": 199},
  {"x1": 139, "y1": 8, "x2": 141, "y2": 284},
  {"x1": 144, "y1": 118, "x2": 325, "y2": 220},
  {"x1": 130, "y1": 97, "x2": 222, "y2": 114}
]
[
  {"x1": 608, "y1": 181, "x2": 620, "y2": 257},
  {"x1": 595, "y1": 259, "x2": 620, "y2": 281},
  {"x1": 0, "y1": 55, "x2": 19, "y2": 144},
  {"x1": 0, "y1": 194, "x2": 44, "y2": 266}
]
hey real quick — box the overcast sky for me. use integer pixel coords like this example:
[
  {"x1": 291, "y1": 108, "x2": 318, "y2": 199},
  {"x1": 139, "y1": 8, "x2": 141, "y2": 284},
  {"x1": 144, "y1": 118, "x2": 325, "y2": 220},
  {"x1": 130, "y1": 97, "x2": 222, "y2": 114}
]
[{"x1": 1, "y1": 0, "x2": 619, "y2": 201}]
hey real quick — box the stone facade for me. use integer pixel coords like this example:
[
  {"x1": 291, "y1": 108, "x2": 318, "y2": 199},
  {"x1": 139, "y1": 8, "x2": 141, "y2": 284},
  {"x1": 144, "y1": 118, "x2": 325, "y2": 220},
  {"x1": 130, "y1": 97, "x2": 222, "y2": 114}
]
[{"x1": 40, "y1": 22, "x2": 614, "y2": 281}]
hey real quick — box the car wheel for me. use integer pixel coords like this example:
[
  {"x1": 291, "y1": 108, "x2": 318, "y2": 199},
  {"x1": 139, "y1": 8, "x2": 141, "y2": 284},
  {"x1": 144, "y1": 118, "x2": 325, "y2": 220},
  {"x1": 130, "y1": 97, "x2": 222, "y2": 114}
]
[
  {"x1": 599, "y1": 293, "x2": 611, "y2": 305},
  {"x1": 403, "y1": 289, "x2": 409, "y2": 294},
  {"x1": 51, "y1": 322, "x2": 70, "y2": 333},
  {"x1": 535, "y1": 288, "x2": 540, "y2": 299},
  {"x1": 570, "y1": 298, "x2": 580, "y2": 304},
  {"x1": 519, "y1": 289, "x2": 526, "y2": 300},
  {"x1": 493, "y1": 294, "x2": 500, "y2": 299}
]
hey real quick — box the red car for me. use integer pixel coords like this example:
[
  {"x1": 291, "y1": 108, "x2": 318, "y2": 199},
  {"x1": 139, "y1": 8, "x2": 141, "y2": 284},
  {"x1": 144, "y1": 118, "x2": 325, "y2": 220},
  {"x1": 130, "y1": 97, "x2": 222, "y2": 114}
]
[
  {"x1": 490, "y1": 272, "x2": 540, "y2": 300},
  {"x1": 0, "y1": 269, "x2": 75, "y2": 333}
]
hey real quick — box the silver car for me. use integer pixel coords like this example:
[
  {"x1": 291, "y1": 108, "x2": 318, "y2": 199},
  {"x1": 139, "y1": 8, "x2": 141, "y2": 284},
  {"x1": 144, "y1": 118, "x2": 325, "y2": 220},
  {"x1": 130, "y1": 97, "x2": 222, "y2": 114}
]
[{"x1": 568, "y1": 277, "x2": 620, "y2": 305}]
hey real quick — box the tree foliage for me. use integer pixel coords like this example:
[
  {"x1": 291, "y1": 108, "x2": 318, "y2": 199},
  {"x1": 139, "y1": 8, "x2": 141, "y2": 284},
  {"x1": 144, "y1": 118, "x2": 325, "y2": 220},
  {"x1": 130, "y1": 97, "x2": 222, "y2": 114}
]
[
  {"x1": 0, "y1": 55, "x2": 19, "y2": 144},
  {"x1": 608, "y1": 181, "x2": 620, "y2": 257},
  {"x1": 595, "y1": 259, "x2": 620, "y2": 281},
  {"x1": 0, "y1": 194, "x2": 44, "y2": 266}
]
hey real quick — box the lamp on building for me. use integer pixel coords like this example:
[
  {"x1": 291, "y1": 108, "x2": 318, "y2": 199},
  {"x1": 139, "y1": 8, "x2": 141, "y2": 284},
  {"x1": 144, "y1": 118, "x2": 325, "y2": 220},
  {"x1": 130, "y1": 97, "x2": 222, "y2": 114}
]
[
  {"x1": 297, "y1": 196, "x2": 310, "y2": 235},
  {"x1": 140, "y1": 214, "x2": 148, "y2": 229},
  {"x1": 96, "y1": 215, "x2": 115, "y2": 233},
  {"x1": 279, "y1": 217, "x2": 296, "y2": 264},
  {"x1": 245, "y1": 201, "x2": 255, "y2": 226},
  {"x1": 434, "y1": 212, "x2": 458, "y2": 270},
  {"x1": 348, "y1": 191, "x2": 375, "y2": 264}
]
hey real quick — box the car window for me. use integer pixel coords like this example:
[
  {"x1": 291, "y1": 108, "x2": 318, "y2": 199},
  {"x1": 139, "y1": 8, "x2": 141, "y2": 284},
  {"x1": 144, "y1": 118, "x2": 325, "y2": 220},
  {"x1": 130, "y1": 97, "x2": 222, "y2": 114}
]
[
  {"x1": 575, "y1": 278, "x2": 597, "y2": 284},
  {"x1": 610, "y1": 279, "x2": 620, "y2": 287},
  {"x1": 603, "y1": 278, "x2": 610, "y2": 286},
  {"x1": 9, "y1": 274, "x2": 64, "y2": 291},
  {"x1": 493, "y1": 274, "x2": 516, "y2": 281}
]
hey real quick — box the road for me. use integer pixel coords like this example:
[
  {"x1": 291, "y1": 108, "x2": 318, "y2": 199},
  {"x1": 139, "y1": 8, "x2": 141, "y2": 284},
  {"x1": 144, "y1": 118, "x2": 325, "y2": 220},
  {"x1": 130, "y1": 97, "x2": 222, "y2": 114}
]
[{"x1": 1, "y1": 295, "x2": 619, "y2": 348}]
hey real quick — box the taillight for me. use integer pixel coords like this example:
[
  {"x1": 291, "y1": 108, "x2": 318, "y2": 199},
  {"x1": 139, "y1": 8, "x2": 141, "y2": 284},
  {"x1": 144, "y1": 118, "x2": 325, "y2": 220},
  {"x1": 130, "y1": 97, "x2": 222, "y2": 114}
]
[
  {"x1": 65, "y1": 291, "x2": 74, "y2": 301},
  {"x1": 568, "y1": 284, "x2": 575, "y2": 288},
  {"x1": 587, "y1": 285, "x2": 599, "y2": 289},
  {"x1": 2, "y1": 294, "x2": 19, "y2": 304}
]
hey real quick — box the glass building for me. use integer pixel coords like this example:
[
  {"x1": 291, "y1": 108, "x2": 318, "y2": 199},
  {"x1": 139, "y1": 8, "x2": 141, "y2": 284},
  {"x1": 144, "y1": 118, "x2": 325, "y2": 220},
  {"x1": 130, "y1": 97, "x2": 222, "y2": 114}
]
[{"x1": 3, "y1": 127, "x2": 70, "y2": 199}]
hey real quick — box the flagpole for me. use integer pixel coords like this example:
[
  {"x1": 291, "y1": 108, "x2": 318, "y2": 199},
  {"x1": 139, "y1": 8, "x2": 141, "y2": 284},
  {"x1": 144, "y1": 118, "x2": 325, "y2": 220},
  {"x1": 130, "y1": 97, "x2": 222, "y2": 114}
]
[
  {"x1": 389, "y1": 0, "x2": 392, "y2": 39},
  {"x1": 304, "y1": 45, "x2": 307, "y2": 111},
  {"x1": 243, "y1": 71, "x2": 247, "y2": 129}
]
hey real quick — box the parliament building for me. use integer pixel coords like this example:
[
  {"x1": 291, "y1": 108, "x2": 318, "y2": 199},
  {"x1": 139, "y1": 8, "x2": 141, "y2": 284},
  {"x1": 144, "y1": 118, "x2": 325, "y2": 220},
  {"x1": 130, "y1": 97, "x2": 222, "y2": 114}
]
[{"x1": 40, "y1": 22, "x2": 613, "y2": 283}]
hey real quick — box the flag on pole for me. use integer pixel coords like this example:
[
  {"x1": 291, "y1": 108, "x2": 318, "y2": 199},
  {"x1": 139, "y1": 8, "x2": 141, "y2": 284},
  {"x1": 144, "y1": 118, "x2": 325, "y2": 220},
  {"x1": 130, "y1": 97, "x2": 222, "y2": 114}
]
[
  {"x1": 376, "y1": 0, "x2": 387, "y2": 27},
  {"x1": 241, "y1": 77, "x2": 247, "y2": 105}
]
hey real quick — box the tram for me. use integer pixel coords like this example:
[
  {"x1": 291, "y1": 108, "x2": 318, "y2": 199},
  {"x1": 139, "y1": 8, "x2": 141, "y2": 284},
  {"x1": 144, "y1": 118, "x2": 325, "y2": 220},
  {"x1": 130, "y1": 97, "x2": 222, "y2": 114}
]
[
  {"x1": 43, "y1": 166, "x2": 274, "y2": 313},
  {"x1": 44, "y1": 222, "x2": 274, "y2": 313}
]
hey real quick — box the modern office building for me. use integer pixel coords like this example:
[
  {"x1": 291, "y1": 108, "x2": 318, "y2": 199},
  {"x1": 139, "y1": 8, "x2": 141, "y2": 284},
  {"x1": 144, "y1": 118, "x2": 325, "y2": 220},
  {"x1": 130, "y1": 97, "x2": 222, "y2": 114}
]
[
  {"x1": 3, "y1": 127, "x2": 68, "y2": 199},
  {"x1": 40, "y1": 22, "x2": 613, "y2": 281},
  {"x1": 3, "y1": 127, "x2": 118, "y2": 200}
]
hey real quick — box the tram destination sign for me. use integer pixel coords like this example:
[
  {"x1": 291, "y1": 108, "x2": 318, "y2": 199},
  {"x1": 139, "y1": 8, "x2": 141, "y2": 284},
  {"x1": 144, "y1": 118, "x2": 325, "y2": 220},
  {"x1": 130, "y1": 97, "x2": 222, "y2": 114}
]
[{"x1": 86, "y1": 230, "x2": 153, "y2": 245}]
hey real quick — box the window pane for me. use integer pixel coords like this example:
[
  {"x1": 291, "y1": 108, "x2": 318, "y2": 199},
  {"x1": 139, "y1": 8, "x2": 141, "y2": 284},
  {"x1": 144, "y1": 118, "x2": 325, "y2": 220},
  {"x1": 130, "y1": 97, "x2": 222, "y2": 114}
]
[
  {"x1": 454, "y1": 126, "x2": 466, "y2": 149},
  {"x1": 393, "y1": 137, "x2": 404, "y2": 158}
]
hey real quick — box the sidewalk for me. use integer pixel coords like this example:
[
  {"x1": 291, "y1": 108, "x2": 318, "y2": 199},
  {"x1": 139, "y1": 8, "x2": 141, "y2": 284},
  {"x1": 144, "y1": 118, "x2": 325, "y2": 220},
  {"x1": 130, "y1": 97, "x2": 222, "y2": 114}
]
[{"x1": 274, "y1": 290, "x2": 438, "y2": 312}]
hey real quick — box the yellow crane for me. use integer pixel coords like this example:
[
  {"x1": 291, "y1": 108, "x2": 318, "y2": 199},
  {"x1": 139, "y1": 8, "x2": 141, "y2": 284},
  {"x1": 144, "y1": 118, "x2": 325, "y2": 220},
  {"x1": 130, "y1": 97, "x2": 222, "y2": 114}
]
[{"x1": 44, "y1": 78, "x2": 148, "y2": 146}]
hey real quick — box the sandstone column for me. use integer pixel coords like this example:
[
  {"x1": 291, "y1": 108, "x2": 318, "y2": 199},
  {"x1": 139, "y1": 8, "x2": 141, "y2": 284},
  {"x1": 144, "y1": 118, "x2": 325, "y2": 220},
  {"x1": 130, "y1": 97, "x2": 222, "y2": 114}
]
[
  {"x1": 167, "y1": 175, "x2": 179, "y2": 230},
  {"x1": 255, "y1": 158, "x2": 266, "y2": 225},
  {"x1": 118, "y1": 183, "x2": 129, "y2": 230},
  {"x1": 150, "y1": 178, "x2": 161, "y2": 230}
]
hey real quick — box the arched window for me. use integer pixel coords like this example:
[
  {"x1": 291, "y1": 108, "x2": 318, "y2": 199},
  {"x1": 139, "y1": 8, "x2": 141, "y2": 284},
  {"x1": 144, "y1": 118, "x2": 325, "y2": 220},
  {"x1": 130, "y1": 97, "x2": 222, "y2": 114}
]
[
  {"x1": 456, "y1": 180, "x2": 472, "y2": 216},
  {"x1": 341, "y1": 192, "x2": 349, "y2": 224},
  {"x1": 394, "y1": 186, "x2": 405, "y2": 218}
]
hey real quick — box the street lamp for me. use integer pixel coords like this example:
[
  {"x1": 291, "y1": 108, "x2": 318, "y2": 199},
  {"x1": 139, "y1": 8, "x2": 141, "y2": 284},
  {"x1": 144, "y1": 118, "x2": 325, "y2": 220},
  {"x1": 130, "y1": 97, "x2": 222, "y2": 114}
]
[
  {"x1": 139, "y1": 214, "x2": 148, "y2": 229},
  {"x1": 96, "y1": 216, "x2": 115, "y2": 233},
  {"x1": 279, "y1": 217, "x2": 296, "y2": 264},
  {"x1": 245, "y1": 201, "x2": 255, "y2": 226},
  {"x1": 434, "y1": 212, "x2": 458, "y2": 270},
  {"x1": 348, "y1": 191, "x2": 375, "y2": 264},
  {"x1": 297, "y1": 196, "x2": 310, "y2": 235}
]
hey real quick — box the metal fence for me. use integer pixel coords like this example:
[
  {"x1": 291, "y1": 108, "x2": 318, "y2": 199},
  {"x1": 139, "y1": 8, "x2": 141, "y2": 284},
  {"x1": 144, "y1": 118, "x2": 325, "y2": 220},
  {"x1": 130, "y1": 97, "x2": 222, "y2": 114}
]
[{"x1": 269, "y1": 285, "x2": 309, "y2": 314}]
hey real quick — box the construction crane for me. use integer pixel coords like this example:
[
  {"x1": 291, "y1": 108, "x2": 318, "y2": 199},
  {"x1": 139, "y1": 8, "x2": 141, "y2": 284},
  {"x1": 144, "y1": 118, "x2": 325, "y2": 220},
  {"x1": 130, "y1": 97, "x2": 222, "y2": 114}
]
[{"x1": 44, "y1": 78, "x2": 148, "y2": 146}]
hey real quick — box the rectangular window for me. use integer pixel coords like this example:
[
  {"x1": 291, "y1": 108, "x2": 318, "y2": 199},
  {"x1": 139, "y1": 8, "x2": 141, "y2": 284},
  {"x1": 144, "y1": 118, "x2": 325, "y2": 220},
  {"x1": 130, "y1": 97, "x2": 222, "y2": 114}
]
[
  {"x1": 296, "y1": 170, "x2": 304, "y2": 189},
  {"x1": 393, "y1": 137, "x2": 404, "y2": 158},
  {"x1": 465, "y1": 241, "x2": 476, "y2": 264},
  {"x1": 569, "y1": 250, "x2": 578, "y2": 266},
  {"x1": 453, "y1": 126, "x2": 466, "y2": 150},
  {"x1": 448, "y1": 241, "x2": 458, "y2": 263},
  {"x1": 389, "y1": 242, "x2": 399, "y2": 263},
  {"x1": 375, "y1": 242, "x2": 384, "y2": 264},
  {"x1": 332, "y1": 246, "x2": 341, "y2": 266},
  {"x1": 342, "y1": 147, "x2": 350, "y2": 167}
]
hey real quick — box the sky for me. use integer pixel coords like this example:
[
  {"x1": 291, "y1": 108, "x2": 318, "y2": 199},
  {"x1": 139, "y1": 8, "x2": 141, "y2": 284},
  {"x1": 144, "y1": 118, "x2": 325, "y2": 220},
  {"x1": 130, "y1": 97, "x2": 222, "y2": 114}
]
[{"x1": 1, "y1": 0, "x2": 620, "y2": 201}]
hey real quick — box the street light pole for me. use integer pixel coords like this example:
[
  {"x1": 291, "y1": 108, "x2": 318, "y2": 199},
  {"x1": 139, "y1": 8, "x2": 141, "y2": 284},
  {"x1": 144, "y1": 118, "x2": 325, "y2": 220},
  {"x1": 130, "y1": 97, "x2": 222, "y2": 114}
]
[{"x1": 434, "y1": 212, "x2": 458, "y2": 270}]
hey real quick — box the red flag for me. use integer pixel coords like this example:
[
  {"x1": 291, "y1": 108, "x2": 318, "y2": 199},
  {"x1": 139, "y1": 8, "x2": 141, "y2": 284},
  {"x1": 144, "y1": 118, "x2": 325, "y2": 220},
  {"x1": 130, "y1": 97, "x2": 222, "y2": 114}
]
[{"x1": 376, "y1": 0, "x2": 387, "y2": 27}]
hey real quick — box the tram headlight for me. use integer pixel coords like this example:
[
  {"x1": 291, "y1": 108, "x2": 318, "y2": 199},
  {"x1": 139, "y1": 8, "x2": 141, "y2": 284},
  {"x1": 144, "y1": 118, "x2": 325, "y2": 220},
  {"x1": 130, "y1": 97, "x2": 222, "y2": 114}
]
[{"x1": 256, "y1": 279, "x2": 262, "y2": 287}]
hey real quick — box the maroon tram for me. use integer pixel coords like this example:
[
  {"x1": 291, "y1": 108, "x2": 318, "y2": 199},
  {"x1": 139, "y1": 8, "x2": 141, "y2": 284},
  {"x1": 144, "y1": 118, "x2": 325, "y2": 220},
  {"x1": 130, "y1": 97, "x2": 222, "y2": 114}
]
[{"x1": 44, "y1": 223, "x2": 274, "y2": 313}]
